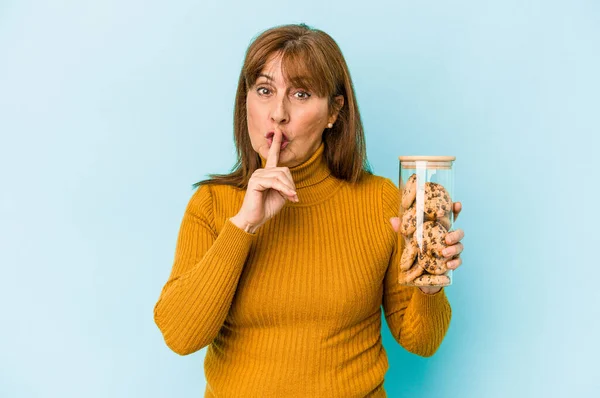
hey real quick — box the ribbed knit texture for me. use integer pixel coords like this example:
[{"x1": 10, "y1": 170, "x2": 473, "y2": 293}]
[{"x1": 153, "y1": 142, "x2": 452, "y2": 397}]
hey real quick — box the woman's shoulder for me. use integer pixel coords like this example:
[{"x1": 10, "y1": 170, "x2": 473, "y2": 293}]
[
  {"x1": 355, "y1": 172, "x2": 400, "y2": 207},
  {"x1": 353, "y1": 170, "x2": 398, "y2": 191},
  {"x1": 187, "y1": 182, "x2": 242, "y2": 209},
  {"x1": 343, "y1": 172, "x2": 399, "y2": 209},
  {"x1": 347, "y1": 172, "x2": 400, "y2": 227},
  {"x1": 184, "y1": 183, "x2": 244, "y2": 227},
  {"x1": 192, "y1": 182, "x2": 243, "y2": 195}
]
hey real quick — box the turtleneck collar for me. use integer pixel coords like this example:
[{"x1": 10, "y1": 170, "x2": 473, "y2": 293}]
[{"x1": 258, "y1": 141, "x2": 343, "y2": 207}]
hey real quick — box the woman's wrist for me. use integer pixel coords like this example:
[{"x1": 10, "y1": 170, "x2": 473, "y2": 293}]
[
  {"x1": 230, "y1": 215, "x2": 259, "y2": 234},
  {"x1": 419, "y1": 286, "x2": 442, "y2": 295}
]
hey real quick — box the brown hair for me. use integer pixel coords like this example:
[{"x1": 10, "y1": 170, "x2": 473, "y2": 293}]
[{"x1": 192, "y1": 23, "x2": 372, "y2": 190}]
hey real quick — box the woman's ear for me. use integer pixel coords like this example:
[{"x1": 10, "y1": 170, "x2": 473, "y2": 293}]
[{"x1": 330, "y1": 95, "x2": 345, "y2": 123}]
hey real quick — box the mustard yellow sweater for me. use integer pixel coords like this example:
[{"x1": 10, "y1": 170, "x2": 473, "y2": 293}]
[{"x1": 153, "y1": 142, "x2": 452, "y2": 397}]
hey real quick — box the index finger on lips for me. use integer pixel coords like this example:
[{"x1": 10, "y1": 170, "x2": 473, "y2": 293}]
[{"x1": 265, "y1": 130, "x2": 282, "y2": 168}]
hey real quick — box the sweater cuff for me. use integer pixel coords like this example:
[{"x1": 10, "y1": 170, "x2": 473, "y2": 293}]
[
  {"x1": 211, "y1": 218, "x2": 256, "y2": 260},
  {"x1": 412, "y1": 287, "x2": 449, "y2": 317}
]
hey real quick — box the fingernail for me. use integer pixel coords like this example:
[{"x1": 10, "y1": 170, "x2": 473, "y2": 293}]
[{"x1": 443, "y1": 249, "x2": 450, "y2": 256}]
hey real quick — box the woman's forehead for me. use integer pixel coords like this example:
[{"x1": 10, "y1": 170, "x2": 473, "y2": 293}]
[
  {"x1": 248, "y1": 49, "x2": 331, "y2": 96},
  {"x1": 260, "y1": 54, "x2": 305, "y2": 80},
  {"x1": 259, "y1": 55, "x2": 316, "y2": 88}
]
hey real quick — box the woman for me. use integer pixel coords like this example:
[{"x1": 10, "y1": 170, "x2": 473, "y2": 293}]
[{"x1": 154, "y1": 23, "x2": 465, "y2": 397}]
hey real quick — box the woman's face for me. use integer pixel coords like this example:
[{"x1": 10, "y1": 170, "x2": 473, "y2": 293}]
[{"x1": 246, "y1": 52, "x2": 343, "y2": 168}]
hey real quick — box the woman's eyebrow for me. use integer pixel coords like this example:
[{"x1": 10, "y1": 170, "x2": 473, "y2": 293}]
[
  {"x1": 258, "y1": 74, "x2": 274, "y2": 81},
  {"x1": 257, "y1": 74, "x2": 308, "y2": 92}
]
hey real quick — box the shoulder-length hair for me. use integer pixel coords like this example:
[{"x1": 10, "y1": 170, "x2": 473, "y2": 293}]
[{"x1": 193, "y1": 23, "x2": 372, "y2": 189}]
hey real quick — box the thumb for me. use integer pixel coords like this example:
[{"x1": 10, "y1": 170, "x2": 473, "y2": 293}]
[{"x1": 389, "y1": 217, "x2": 400, "y2": 232}]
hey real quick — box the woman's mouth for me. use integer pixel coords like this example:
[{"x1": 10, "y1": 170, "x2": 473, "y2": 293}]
[
  {"x1": 266, "y1": 132, "x2": 289, "y2": 150},
  {"x1": 267, "y1": 137, "x2": 289, "y2": 150}
]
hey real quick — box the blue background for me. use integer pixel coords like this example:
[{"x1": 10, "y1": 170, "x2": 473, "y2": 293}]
[{"x1": 1, "y1": 0, "x2": 598, "y2": 397}]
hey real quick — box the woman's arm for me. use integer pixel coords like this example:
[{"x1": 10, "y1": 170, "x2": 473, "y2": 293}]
[
  {"x1": 153, "y1": 184, "x2": 255, "y2": 355},
  {"x1": 382, "y1": 250, "x2": 452, "y2": 357},
  {"x1": 380, "y1": 178, "x2": 452, "y2": 357}
]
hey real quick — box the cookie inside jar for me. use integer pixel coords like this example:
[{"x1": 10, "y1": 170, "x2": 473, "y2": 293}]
[{"x1": 397, "y1": 156, "x2": 456, "y2": 287}]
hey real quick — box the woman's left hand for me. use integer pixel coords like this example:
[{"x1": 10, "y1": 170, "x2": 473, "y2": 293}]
[{"x1": 390, "y1": 202, "x2": 465, "y2": 295}]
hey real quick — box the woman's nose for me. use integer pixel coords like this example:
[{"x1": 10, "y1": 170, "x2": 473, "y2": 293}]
[{"x1": 270, "y1": 97, "x2": 289, "y2": 124}]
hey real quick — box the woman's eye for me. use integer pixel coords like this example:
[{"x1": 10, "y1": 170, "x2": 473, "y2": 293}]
[
  {"x1": 257, "y1": 87, "x2": 270, "y2": 95},
  {"x1": 295, "y1": 91, "x2": 311, "y2": 100},
  {"x1": 255, "y1": 86, "x2": 310, "y2": 99}
]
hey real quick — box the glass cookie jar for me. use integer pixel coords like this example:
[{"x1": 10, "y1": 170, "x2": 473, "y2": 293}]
[{"x1": 397, "y1": 156, "x2": 456, "y2": 288}]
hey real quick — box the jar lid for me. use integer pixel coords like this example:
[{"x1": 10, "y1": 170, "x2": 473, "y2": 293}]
[{"x1": 398, "y1": 156, "x2": 456, "y2": 161}]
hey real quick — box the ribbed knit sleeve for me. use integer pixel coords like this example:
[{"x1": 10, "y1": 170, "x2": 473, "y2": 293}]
[
  {"x1": 153, "y1": 184, "x2": 255, "y2": 355},
  {"x1": 380, "y1": 178, "x2": 452, "y2": 357}
]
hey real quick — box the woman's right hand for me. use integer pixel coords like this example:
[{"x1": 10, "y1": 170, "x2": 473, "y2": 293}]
[{"x1": 230, "y1": 131, "x2": 299, "y2": 233}]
